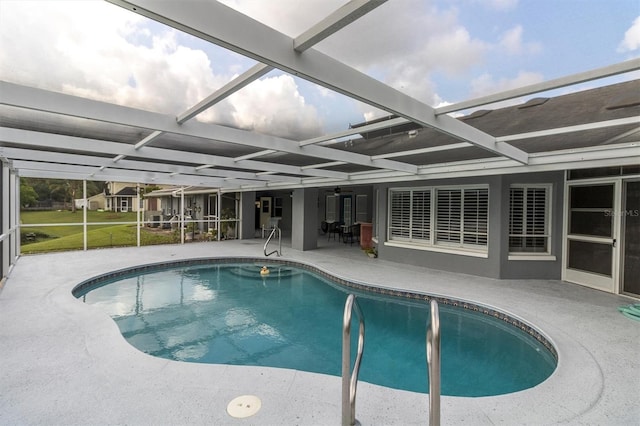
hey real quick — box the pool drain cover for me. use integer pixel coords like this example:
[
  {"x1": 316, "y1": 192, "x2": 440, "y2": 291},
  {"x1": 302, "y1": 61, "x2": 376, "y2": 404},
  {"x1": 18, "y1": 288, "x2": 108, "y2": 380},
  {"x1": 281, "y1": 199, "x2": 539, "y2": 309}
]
[{"x1": 227, "y1": 395, "x2": 262, "y2": 418}]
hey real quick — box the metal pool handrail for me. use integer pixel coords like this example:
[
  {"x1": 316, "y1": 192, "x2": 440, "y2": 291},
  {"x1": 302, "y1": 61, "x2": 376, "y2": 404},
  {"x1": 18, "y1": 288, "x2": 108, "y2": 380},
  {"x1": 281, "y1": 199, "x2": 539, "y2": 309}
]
[
  {"x1": 263, "y1": 226, "x2": 282, "y2": 257},
  {"x1": 342, "y1": 294, "x2": 365, "y2": 426},
  {"x1": 427, "y1": 299, "x2": 441, "y2": 426}
]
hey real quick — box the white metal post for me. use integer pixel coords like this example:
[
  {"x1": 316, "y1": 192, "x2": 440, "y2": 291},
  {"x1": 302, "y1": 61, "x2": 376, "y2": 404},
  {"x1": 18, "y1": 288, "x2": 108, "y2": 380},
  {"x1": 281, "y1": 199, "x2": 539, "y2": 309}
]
[
  {"x1": 9, "y1": 171, "x2": 18, "y2": 263},
  {"x1": 2, "y1": 164, "x2": 10, "y2": 279},
  {"x1": 136, "y1": 183, "x2": 141, "y2": 247},
  {"x1": 180, "y1": 187, "x2": 185, "y2": 244},
  {"x1": 83, "y1": 180, "x2": 87, "y2": 251},
  {"x1": 217, "y1": 191, "x2": 222, "y2": 241},
  {"x1": 14, "y1": 173, "x2": 21, "y2": 257}
]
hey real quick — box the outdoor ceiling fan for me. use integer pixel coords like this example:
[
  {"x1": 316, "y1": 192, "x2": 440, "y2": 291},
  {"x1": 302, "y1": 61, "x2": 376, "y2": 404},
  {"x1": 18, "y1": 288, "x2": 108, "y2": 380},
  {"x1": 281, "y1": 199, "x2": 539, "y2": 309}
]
[{"x1": 325, "y1": 186, "x2": 353, "y2": 196}]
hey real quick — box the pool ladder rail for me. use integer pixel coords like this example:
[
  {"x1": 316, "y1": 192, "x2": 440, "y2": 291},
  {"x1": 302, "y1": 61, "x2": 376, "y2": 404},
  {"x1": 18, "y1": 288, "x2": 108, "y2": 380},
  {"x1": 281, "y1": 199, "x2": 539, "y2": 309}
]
[
  {"x1": 342, "y1": 294, "x2": 365, "y2": 426},
  {"x1": 341, "y1": 295, "x2": 441, "y2": 426},
  {"x1": 427, "y1": 299, "x2": 441, "y2": 426},
  {"x1": 263, "y1": 226, "x2": 282, "y2": 257}
]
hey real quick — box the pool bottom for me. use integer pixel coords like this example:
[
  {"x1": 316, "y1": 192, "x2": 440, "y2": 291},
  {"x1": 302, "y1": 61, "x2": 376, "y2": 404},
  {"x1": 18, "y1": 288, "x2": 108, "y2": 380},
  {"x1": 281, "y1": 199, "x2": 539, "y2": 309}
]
[{"x1": 73, "y1": 256, "x2": 558, "y2": 364}]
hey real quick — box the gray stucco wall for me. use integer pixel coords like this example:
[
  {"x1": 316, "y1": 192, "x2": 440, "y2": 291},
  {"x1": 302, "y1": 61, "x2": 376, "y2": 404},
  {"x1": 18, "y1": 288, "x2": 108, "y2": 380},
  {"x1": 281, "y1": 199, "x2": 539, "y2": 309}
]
[
  {"x1": 374, "y1": 172, "x2": 565, "y2": 280},
  {"x1": 239, "y1": 191, "x2": 255, "y2": 240}
]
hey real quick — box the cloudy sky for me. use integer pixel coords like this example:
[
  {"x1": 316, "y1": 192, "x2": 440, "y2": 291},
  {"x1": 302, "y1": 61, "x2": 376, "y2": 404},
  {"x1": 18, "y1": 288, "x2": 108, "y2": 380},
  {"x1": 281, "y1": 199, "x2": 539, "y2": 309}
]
[{"x1": 0, "y1": 0, "x2": 638, "y2": 140}]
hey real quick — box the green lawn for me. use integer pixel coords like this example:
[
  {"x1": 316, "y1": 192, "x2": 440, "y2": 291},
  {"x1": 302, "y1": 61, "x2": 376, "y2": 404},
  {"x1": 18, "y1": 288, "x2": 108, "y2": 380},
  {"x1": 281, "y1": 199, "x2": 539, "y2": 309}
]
[{"x1": 20, "y1": 210, "x2": 177, "y2": 253}]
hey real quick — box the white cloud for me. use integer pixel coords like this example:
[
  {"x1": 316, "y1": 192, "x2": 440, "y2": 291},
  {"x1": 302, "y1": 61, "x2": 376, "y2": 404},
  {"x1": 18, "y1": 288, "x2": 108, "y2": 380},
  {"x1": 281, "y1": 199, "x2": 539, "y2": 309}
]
[
  {"x1": 224, "y1": 74, "x2": 323, "y2": 139},
  {"x1": 499, "y1": 25, "x2": 542, "y2": 55},
  {"x1": 618, "y1": 16, "x2": 640, "y2": 52},
  {"x1": 485, "y1": 0, "x2": 518, "y2": 11},
  {"x1": 470, "y1": 71, "x2": 544, "y2": 99},
  {"x1": 0, "y1": 0, "x2": 324, "y2": 140}
]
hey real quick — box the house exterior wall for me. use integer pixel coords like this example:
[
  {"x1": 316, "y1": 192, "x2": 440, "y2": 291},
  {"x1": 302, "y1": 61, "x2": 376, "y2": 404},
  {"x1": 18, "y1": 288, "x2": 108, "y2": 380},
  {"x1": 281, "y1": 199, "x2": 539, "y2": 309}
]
[{"x1": 374, "y1": 171, "x2": 564, "y2": 280}]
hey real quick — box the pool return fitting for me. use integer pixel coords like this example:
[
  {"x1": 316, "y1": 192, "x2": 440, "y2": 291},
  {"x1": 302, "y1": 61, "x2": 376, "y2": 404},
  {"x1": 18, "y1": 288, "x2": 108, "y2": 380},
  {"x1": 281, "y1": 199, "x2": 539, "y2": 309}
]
[{"x1": 341, "y1": 295, "x2": 441, "y2": 426}]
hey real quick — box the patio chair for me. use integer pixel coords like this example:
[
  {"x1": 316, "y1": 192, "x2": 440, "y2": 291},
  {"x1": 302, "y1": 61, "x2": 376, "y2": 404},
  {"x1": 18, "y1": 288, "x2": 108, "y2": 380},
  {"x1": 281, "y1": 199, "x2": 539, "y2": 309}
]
[
  {"x1": 343, "y1": 223, "x2": 361, "y2": 245},
  {"x1": 327, "y1": 221, "x2": 342, "y2": 241}
]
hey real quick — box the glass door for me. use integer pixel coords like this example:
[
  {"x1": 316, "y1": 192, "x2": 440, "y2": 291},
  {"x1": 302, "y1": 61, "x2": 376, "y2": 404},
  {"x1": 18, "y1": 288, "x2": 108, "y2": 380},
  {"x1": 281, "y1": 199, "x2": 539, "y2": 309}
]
[
  {"x1": 565, "y1": 182, "x2": 618, "y2": 292},
  {"x1": 622, "y1": 180, "x2": 640, "y2": 297}
]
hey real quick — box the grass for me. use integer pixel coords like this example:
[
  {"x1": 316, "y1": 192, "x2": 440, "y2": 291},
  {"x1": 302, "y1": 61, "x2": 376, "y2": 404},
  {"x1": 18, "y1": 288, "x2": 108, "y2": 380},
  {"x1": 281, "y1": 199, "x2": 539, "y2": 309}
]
[
  {"x1": 21, "y1": 210, "x2": 138, "y2": 238},
  {"x1": 20, "y1": 210, "x2": 177, "y2": 254}
]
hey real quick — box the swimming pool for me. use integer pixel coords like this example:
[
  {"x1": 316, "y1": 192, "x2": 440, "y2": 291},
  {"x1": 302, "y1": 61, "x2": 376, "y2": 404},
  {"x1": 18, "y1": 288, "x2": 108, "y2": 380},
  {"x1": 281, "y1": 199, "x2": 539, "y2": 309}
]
[{"x1": 74, "y1": 258, "x2": 556, "y2": 397}]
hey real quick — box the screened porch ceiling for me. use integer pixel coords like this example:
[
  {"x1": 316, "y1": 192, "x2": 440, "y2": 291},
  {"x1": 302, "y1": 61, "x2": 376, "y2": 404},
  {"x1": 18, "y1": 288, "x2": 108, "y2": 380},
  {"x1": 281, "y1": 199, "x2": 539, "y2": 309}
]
[{"x1": 0, "y1": 0, "x2": 639, "y2": 192}]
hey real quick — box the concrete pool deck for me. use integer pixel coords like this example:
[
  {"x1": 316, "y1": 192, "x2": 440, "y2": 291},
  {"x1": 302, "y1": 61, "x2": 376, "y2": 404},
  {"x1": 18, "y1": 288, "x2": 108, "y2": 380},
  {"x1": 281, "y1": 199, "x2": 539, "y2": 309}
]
[{"x1": 1, "y1": 239, "x2": 638, "y2": 425}]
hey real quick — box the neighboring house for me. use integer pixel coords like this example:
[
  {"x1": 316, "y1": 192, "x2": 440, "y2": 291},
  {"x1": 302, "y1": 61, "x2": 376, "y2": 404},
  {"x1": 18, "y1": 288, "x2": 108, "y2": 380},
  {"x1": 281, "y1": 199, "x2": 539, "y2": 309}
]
[
  {"x1": 74, "y1": 192, "x2": 106, "y2": 210},
  {"x1": 145, "y1": 187, "x2": 240, "y2": 237},
  {"x1": 105, "y1": 183, "x2": 138, "y2": 212},
  {"x1": 104, "y1": 182, "x2": 171, "y2": 212}
]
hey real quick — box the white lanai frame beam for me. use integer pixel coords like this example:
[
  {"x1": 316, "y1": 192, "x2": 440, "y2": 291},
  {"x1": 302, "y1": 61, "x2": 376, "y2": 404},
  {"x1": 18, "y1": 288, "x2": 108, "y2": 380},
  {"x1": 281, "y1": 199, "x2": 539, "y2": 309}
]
[
  {"x1": 0, "y1": 126, "x2": 348, "y2": 180},
  {"x1": 106, "y1": 0, "x2": 528, "y2": 164},
  {"x1": 0, "y1": 147, "x2": 303, "y2": 184},
  {"x1": 108, "y1": 63, "x2": 273, "y2": 172},
  {"x1": 300, "y1": 59, "x2": 640, "y2": 157},
  {"x1": 293, "y1": 0, "x2": 388, "y2": 52},
  {"x1": 13, "y1": 161, "x2": 240, "y2": 187},
  {"x1": 228, "y1": 0, "x2": 388, "y2": 164},
  {"x1": 0, "y1": 81, "x2": 417, "y2": 175},
  {"x1": 436, "y1": 58, "x2": 640, "y2": 115},
  {"x1": 177, "y1": 63, "x2": 273, "y2": 125}
]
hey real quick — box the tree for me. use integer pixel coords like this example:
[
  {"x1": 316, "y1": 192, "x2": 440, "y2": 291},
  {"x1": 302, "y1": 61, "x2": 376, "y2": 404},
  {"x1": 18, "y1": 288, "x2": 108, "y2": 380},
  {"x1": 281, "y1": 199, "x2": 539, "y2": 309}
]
[
  {"x1": 22, "y1": 178, "x2": 106, "y2": 210},
  {"x1": 19, "y1": 182, "x2": 38, "y2": 208}
]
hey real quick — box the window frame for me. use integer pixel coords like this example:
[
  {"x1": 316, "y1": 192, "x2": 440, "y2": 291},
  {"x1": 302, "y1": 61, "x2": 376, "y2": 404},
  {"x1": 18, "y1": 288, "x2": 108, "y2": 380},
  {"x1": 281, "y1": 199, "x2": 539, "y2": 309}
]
[
  {"x1": 508, "y1": 183, "x2": 554, "y2": 260},
  {"x1": 386, "y1": 184, "x2": 489, "y2": 257}
]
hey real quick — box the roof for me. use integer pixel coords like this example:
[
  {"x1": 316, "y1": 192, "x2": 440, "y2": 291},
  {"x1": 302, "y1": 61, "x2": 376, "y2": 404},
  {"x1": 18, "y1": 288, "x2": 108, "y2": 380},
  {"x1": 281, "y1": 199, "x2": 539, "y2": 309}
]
[
  {"x1": 113, "y1": 187, "x2": 138, "y2": 197},
  {"x1": 0, "y1": 1, "x2": 638, "y2": 191}
]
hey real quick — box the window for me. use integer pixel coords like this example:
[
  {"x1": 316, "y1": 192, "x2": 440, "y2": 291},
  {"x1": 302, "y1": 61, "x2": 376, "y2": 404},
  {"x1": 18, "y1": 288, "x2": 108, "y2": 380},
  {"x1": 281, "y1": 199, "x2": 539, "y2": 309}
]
[
  {"x1": 509, "y1": 185, "x2": 551, "y2": 254},
  {"x1": 435, "y1": 188, "x2": 488, "y2": 248},
  {"x1": 326, "y1": 195, "x2": 337, "y2": 222},
  {"x1": 274, "y1": 197, "x2": 283, "y2": 217},
  {"x1": 388, "y1": 185, "x2": 488, "y2": 253},
  {"x1": 355, "y1": 194, "x2": 368, "y2": 223}
]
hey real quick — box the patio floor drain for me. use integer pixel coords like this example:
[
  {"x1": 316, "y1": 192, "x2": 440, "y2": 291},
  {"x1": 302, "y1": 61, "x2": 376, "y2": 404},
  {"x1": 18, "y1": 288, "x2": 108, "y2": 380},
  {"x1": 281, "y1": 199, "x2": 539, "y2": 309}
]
[{"x1": 226, "y1": 395, "x2": 262, "y2": 418}]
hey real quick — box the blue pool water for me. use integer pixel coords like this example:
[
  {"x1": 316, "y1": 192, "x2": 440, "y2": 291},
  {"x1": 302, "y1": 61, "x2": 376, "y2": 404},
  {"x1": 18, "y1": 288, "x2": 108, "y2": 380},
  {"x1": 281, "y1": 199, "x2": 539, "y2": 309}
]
[{"x1": 76, "y1": 262, "x2": 556, "y2": 396}]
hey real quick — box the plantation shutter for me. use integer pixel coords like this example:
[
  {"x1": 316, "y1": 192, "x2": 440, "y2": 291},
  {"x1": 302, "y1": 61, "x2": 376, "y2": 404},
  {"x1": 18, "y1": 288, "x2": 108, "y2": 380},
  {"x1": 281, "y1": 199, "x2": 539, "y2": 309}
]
[
  {"x1": 509, "y1": 186, "x2": 549, "y2": 253},
  {"x1": 462, "y1": 188, "x2": 488, "y2": 246},
  {"x1": 411, "y1": 190, "x2": 431, "y2": 240},
  {"x1": 389, "y1": 190, "x2": 410, "y2": 239},
  {"x1": 435, "y1": 189, "x2": 461, "y2": 244}
]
